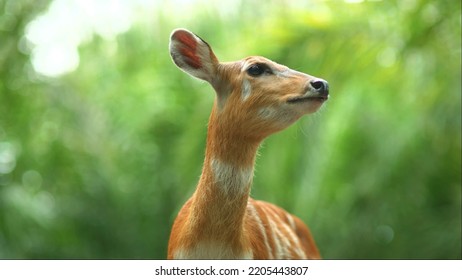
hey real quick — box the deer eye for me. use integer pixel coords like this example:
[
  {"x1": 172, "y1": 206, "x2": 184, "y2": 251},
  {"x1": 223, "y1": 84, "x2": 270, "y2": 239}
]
[{"x1": 247, "y1": 64, "x2": 272, "y2": 77}]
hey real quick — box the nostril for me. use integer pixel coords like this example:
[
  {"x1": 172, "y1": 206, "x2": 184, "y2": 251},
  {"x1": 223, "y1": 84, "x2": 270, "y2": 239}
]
[
  {"x1": 310, "y1": 80, "x2": 329, "y2": 94},
  {"x1": 310, "y1": 81, "x2": 324, "y2": 90}
]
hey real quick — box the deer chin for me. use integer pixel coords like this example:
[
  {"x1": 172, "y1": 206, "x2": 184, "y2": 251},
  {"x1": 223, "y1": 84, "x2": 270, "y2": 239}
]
[
  {"x1": 286, "y1": 95, "x2": 328, "y2": 104},
  {"x1": 285, "y1": 95, "x2": 328, "y2": 115}
]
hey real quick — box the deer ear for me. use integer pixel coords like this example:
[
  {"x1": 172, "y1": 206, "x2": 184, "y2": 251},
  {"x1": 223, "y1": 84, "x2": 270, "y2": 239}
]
[{"x1": 169, "y1": 29, "x2": 219, "y2": 83}]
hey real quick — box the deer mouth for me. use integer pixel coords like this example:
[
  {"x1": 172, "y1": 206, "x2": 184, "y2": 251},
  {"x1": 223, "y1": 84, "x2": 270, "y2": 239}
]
[{"x1": 287, "y1": 95, "x2": 328, "y2": 104}]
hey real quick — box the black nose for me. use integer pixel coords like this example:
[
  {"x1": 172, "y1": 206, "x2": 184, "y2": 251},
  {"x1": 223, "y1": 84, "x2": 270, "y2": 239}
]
[{"x1": 310, "y1": 79, "x2": 329, "y2": 96}]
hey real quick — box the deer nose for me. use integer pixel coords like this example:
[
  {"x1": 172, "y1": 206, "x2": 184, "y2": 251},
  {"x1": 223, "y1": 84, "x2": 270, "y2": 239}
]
[{"x1": 310, "y1": 79, "x2": 329, "y2": 96}]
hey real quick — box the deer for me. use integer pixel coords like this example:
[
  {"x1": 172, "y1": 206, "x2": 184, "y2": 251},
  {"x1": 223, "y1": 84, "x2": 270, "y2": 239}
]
[{"x1": 167, "y1": 28, "x2": 329, "y2": 259}]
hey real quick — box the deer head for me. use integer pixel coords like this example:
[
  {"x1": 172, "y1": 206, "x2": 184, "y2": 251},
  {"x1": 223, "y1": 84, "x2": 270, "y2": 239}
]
[{"x1": 169, "y1": 28, "x2": 329, "y2": 142}]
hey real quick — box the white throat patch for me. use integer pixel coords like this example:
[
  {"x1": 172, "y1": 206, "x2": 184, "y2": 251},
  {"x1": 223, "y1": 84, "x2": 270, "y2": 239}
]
[{"x1": 210, "y1": 158, "x2": 253, "y2": 194}]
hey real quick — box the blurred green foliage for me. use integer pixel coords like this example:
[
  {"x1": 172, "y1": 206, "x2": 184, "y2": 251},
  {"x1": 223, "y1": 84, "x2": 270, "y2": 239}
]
[{"x1": 0, "y1": 0, "x2": 460, "y2": 259}]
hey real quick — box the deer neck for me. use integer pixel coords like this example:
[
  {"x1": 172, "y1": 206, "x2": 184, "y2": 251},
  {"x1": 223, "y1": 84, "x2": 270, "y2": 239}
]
[{"x1": 188, "y1": 105, "x2": 260, "y2": 245}]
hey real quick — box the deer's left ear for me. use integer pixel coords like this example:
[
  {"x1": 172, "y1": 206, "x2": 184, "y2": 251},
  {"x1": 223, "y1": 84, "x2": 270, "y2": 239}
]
[{"x1": 169, "y1": 28, "x2": 219, "y2": 84}]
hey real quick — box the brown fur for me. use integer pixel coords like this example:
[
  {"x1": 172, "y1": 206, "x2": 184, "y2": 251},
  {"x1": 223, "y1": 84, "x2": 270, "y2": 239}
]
[{"x1": 167, "y1": 29, "x2": 327, "y2": 259}]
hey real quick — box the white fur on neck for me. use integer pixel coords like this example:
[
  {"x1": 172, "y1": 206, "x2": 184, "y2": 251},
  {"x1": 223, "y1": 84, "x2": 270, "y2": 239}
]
[{"x1": 210, "y1": 158, "x2": 253, "y2": 194}]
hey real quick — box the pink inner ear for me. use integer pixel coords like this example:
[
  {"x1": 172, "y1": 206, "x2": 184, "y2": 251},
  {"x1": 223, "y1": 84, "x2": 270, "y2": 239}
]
[{"x1": 174, "y1": 31, "x2": 202, "y2": 69}]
